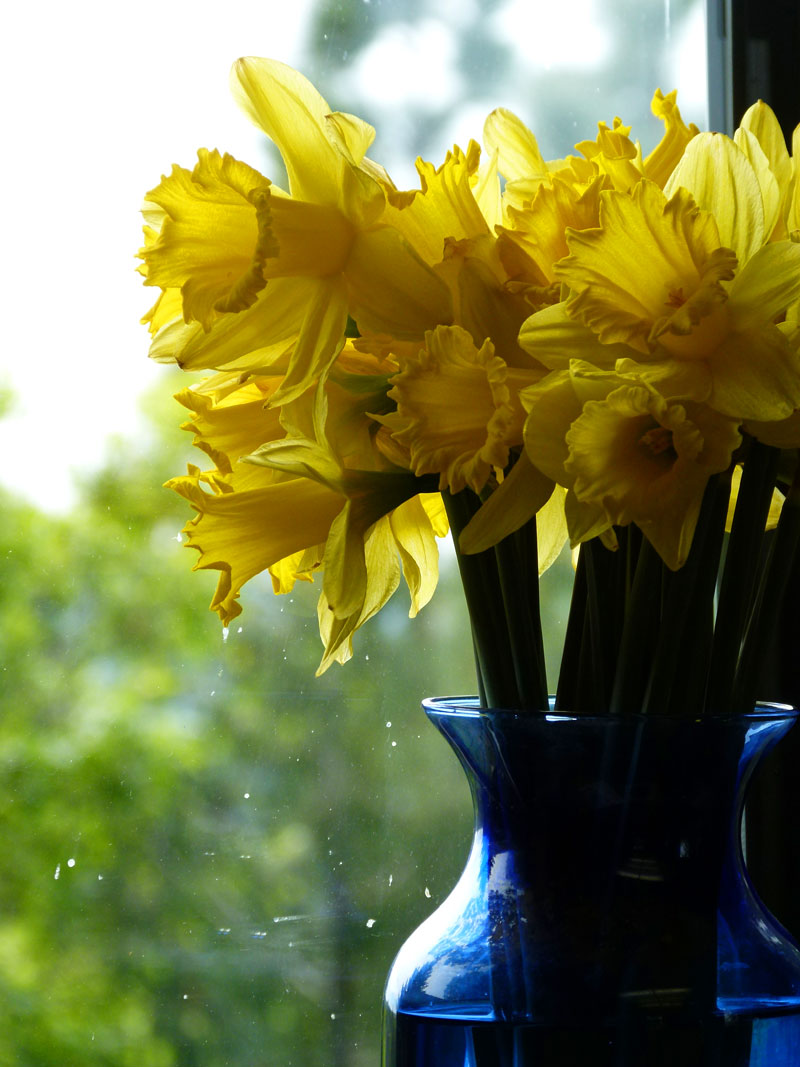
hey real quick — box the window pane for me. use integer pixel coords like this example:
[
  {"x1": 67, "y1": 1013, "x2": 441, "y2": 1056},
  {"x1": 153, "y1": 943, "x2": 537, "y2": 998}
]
[{"x1": 1, "y1": 2, "x2": 707, "y2": 1064}]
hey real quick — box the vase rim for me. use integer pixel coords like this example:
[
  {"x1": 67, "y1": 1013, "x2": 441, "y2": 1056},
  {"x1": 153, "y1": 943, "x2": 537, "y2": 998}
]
[{"x1": 422, "y1": 696, "x2": 798, "y2": 723}]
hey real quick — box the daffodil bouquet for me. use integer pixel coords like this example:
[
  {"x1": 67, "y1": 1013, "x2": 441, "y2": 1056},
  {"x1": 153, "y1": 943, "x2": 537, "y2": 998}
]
[{"x1": 139, "y1": 58, "x2": 800, "y2": 720}]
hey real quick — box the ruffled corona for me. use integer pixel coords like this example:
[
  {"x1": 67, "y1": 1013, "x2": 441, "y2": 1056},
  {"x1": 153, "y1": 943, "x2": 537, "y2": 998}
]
[
  {"x1": 139, "y1": 150, "x2": 277, "y2": 331},
  {"x1": 554, "y1": 179, "x2": 800, "y2": 422},
  {"x1": 385, "y1": 325, "x2": 537, "y2": 494}
]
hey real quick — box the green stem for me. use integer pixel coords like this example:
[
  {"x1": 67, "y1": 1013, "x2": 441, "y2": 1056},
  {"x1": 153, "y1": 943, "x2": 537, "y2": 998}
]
[
  {"x1": 642, "y1": 471, "x2": 730, "y2": 718},
  {"x1": 609, "y1": 536, "x2": 662, "y2": 715},
  {"x1": 494, "y1": 524, "x2": 548, "y2": 711},
  {"x1": 444, "y1": 490, "x2": 519, "y2": 709},
  {"x1": 706, "y1": 442, "x2": 779, "y2": 715},
  {"x1": 732, "y1": 461, "x2": 800, "y2": 715},
  {"x1": 555, "y1": 546, "x2": 588, "y2": 711},
  {"x1": 582, "y1": 537, "x2": 628, "y2": 713}
]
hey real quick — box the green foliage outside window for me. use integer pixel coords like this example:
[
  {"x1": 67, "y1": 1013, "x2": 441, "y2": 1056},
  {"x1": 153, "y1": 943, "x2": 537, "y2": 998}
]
[{"x1": 0, "y1": 386, "x2": 571, "y2": 1064}]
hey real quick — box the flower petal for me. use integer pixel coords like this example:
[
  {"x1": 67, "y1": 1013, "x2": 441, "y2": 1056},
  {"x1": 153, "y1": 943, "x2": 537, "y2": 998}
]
[
  {"x1": 148, "y1": 276, "x2": 312, "y2": 372},
  {"x1": 346, "y1": 226, "x2": 453, "y2": 338},
  {"x1": 740, "y1": 101, "x2": 793, "y2": 199},
  {"x1": 501, "y1": 175, "x2": 604, "y2": 283},
  {"x1": 745, "y1": 410, "x2": 800, "y2": 448},
  {"x1": 168, "y1": 471, "x2": 344, "y2": 624},
  {"x1": 643, "y1": 89, "x2": 699, "y2": 189},
  {"x1": 231, "y1": 57, "x2": 343, "y2": 205},
  {"x1": 389, "y1": 495, "x2": 441, "y2": 617},
  {"x1": 382, "y1": 144, "x2": 489, "y2": 266},
  {"x1": 271, "y1": 276, "x2": 350, "y2": 405},
  {"x1": 459, "y1": 450, "x2": 555, "y2": 554},
  {"x1": 521, "y1": 372, "x2": 580, "y2": 484},
  {"x1": 519, "y1": 302, "x2": 631, "y2": 370},
  {"x1": 175, "y1": 378, "x2": 284, "y2": 468},
  {"x1": 575, "y1": 117, "x2": 643, "y2": 192},
  {"x1": 387, "y1": 325, "x2": 529, "y2": 493},
  {"x1": 483, "y1": 108, "x2": 547, "y2": 182},
  {"x1": 664, "y1": 132, "x2": 765, "y2": 264},
  {"x1": 536, "y1": 485, "x2": 569, "y2": 573},
  {"x1": 316, "y1": 515, "x2": 401, "y2": 673},
  {"x1": 707, "y1": 325, "x2": 800, "y2": 421},
  {"x1": 733, "y1": 127, "x2": 781, "y2": 240},
  {"x1": 728, "y1": 240, "x2": 800, "y2": 330},
  {"x1": 557, "y1": 181, "x2": 736, "y2": 354},
  {"x1": 564, "y1": 385, "x2": 740, "y2": 568}
]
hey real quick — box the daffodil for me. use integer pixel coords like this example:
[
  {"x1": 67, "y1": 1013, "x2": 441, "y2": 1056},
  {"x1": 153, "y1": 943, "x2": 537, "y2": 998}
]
[
  {"x1": 140, "y1": 58, "x2": 452, "y2": 408},
  {"x1": 522, "y1": 362, "x2": 741, "y2": 568},
  {"x1": 383, "y1": 324, "x2": 541, "y2": 495},
  {"x1": 498, "y1": 175, "x2": 606, "y2": 286},
  {"x1": 487, "y1": 90, "x2": 697, "y2": 302},
  {"x1": 377, "y1": 141, "x2": 550, "y2": 367},
  {"x1": 642, "y1": 89, "x2": 701, "y2": 188},
  {"x1": 167, "y1": 347, "x2": 446, "y2": 670},
  {"x1": 521, "y1": 177, "x2": 800, "y2": 424},
  {"x1": 574, "y1": 89, "x2": 699, "y2": 193}
]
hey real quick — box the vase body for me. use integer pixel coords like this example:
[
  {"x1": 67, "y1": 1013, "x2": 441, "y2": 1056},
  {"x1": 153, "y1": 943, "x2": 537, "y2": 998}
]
[{"x1": 382, "y1": 700, "x2": 800, "y2": 1066}]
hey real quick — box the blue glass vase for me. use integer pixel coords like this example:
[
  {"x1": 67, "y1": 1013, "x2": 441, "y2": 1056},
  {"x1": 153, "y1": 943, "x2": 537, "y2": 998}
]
[{"x1": 382, "y1": 699, "x2": 800, "y2": 1066}]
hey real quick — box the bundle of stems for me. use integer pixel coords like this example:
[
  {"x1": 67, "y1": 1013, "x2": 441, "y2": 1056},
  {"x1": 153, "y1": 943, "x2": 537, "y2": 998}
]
[{"x1": 445, "y1": 439, "x2": 800, "y2": 717}]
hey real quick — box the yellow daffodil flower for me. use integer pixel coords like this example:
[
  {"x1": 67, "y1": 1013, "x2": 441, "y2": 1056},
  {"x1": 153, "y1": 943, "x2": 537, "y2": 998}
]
[
  {"x1": 522, "y1": 362, "x2": 742, "y2": 568},
  {"x1": 167, "y1": 345, "x2": 446, "y2": 670},
  {"x1": 383, "y1": 325, "x2": 543, "y2": 495},
  {"x1": 526, "y1": 178, "x2": 800, "y2": 423},
  {"x1": 141, "y1": 58, "x2": 452, "y2": 408}
]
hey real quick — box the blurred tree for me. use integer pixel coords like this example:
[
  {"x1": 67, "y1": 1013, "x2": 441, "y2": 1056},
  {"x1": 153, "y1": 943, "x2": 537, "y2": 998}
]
[{"x1": 5, "y1": 378, "x2": 569, "y2": 1064}]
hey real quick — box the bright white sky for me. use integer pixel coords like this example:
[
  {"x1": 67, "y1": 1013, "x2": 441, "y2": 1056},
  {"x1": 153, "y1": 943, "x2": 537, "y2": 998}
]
[
  {"x1": 0, "y1": 1, "x2": 315, "y2": 511},
  {"x1": 0, "y1": 0, "x2": 705, "y2": 513}
]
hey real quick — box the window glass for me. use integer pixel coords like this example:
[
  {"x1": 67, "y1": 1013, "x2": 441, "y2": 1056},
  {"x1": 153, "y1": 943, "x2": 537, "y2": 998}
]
[{"x1": 1, "y1": 2, "x2": 706, "y2": 1063}]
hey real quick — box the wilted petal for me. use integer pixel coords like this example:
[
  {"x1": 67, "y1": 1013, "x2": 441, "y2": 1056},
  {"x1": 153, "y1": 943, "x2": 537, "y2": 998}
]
[
  {"x1": 316, "y1": 516, "x2": 401, "y2": 673},
  {"x1": 389, "y1": 495, "x2": 441, "y2": 617}
]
